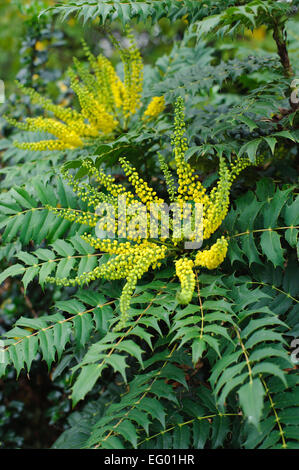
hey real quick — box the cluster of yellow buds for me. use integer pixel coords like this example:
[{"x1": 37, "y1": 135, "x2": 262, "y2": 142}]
[
  {"x1": 158, "y1": 153, "x2": 177, "y2": 202},
  {"x1": 47, "y1": 238, "x2": 167, "y2": 332},
  {"x1": 119, "y1": 157, "x2": 164, "y2": 207},
  {"x1": 143, "y1": 96, "x2": 165, "y2": 120},
  {"x1": 110, "y1": 29, "x2": 144, "y2": 118},
  {"x1": 45, "y1": 97, "x2": 252, "y2": 330},
  {"x1": 175, "y1": 258, "x2": 195, "y2": 305},
  {"x1": 195, "y1": 236, "x2": 228, "y2": 270},
  {"x1": 7, "y1": 30, "x2": 165, "y2": 151}
]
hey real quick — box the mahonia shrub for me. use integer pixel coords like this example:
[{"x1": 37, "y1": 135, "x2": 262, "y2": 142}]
[{"x1": 5, "y1": 28, "x2": 165, "y2": 151}]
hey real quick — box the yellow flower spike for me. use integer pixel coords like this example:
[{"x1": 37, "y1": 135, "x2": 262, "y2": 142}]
[
  {"x1": 25, "y1": 117, "x2": 84, "y2": 147},
  {"x1": 35, "y1": 40, "x2": 47, "y2": 51},
  {"x1": 119, "y1": 157, "x2": 164, "y2": 207},
  {"x1": 175, "y1": 258, "x2": 195, "y2": 305},
  {"x1": 172, "y1": 97, "x2": 208, "y2": 205},
  {"x1": 46, "y1": 96, "x2": 253, "y2": 331},
  {"x1": 143, "y1": 96, "x2": 165, "y2": 120},
  {"x1": 125, "y1": 29, "x2": 143, "y2": 117},
  {"x1": 68, "y1": 71, "x2": 118, "y2": 135}
]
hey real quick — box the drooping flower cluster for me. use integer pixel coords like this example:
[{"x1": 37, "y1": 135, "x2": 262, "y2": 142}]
[
  {"x1": 46, "y1": 97, "x2": 252, "y2": 330},
  {"x1": 175, "y1": 258, "x2": 195, "y2": 305},
  {"x1": 7, "y1": 30, "x2": 165, "y2": 152}
]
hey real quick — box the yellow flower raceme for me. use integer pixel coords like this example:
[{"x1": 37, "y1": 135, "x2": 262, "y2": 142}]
[
  {"x1": 172, "y1": 98, "x2": 209, "y2": 206},
  {"x1": 8, "y1": 31, "x2": 165, "y2": 152},
  {"x1": 113, "y1": 28, "x2": 143, "y2": 117},
  {"x1": 35, "y1": 41, "x2": 47, "y2": 51},
  {"x1": 195, "y1": 236, "x2": 228, "y2": 270},
  {"x1": 47, "y1": 238, "x2": 167, "y2": 331},
  {"x1": 143, "y1": 96, "x2": 165, "y2": 120}
]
